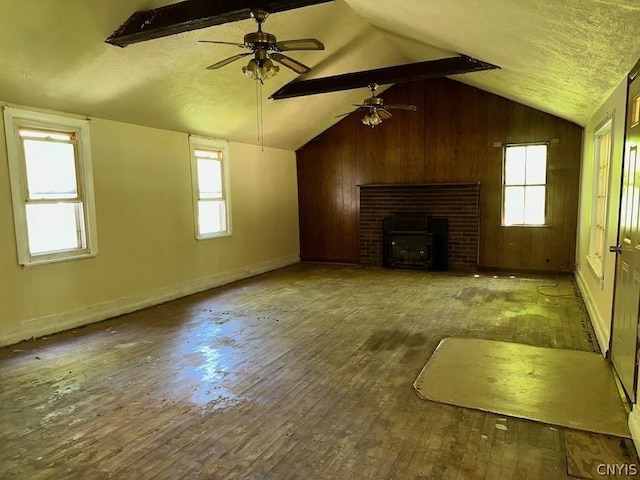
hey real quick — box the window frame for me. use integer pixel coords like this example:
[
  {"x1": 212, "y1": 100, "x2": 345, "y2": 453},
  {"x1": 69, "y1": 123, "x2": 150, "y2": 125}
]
[
  {"x1": 188, "y1": 135, "x2": 232, "y2": 240},
  {"x1": 586, "y1": 116, "x2": 613, "y2": 280},
  {"x1": 3, "y1": 107, "x2": 98, "y2": 266},
  {"x1": 501, "y1": 142, "x2": 549, "y2": 227}
]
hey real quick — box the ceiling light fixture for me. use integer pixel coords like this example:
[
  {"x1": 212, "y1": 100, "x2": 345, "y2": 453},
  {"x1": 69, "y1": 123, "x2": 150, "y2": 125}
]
[
  {"x1": 242, "y1": 51, "x2": 280, "y2": 82},
  {"x1": 362, "y1": 110, "x2": 383, "y2": 127}
]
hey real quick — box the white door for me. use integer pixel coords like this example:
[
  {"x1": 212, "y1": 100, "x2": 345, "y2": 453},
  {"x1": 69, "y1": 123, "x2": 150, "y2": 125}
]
[{"x1": 611, "y1": 68, "x2": 640, "y2": 402}]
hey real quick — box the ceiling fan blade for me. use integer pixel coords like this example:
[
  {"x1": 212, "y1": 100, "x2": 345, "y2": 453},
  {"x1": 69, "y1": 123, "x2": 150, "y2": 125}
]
[
  {"x1": 385, "y1": 104, "x2": 418, "y2": 111},
  {"x1": 274, "y1": 38, "x2": 325, "y2": 51},
  {"x1": 199, "y1": 40, "x2": 248, "y2": 48},
  {"x1": 269, "y1": 52, "x2": 311, "y2": 74},
  {"x1": 378, "y1": 109, "x2": 393, "y2": 120},
  {"x1": 335, "y1": 105, "x2": 367, "y2": 118},
  {"x1": 206, "y1": 52, "x2": 251, "y2": 70}
]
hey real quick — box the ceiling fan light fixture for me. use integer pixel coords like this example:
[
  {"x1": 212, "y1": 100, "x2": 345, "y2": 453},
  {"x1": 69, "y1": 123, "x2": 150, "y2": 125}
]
[
  {"x1": 362, "y1": 110, "x2": 382, "y2": 127},
  {"x1": 242, "y1": 57, "x2": 279, "y2": 81}
]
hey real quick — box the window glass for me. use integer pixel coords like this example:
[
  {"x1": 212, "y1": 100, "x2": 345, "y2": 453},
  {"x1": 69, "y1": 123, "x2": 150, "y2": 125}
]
[
  {"x1": 197, "y1": 158, "x2": 223, "y2": 199},
  {"x1": 588, "y1": 119, "x2": 613, "y2": 272},
  {"x1": 524, "y1": 186, "x2": 546, "y2": 224},
  {"x1": 24, "y1": 140, "x2": 78, "y2": 199},
  {"x1": 25, "y1": 203, "x2": 82, "y2": 254},
  {"x1": 525, "y1": 146, "x2": 547, "y2": 184},
  {"x1": 504, "y1": 147, "x2": 525, "y2": 185},
  {"x1": 504, "y1": 186, "x2": 525, "y2": 225},
  {"x1": 198, "y1": 200, "x2": 226, "y2": 235}
]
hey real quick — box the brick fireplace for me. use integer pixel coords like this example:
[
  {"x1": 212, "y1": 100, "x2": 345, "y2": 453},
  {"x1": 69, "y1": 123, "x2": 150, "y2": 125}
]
[{"x1": 359, "y1": 183, "x2": 480, "y2": 271}]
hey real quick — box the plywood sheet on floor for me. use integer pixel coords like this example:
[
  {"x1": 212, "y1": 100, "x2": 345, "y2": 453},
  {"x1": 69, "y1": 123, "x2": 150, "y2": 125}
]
[{"x1": 414, "y1": 337, "x2": 630, "y2": 438}]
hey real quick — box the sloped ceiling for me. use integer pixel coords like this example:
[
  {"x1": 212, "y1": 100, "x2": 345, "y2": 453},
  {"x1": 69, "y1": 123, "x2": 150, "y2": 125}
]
[{"x1": 0, "y1": 0, "x2": 638, "y2": 151}]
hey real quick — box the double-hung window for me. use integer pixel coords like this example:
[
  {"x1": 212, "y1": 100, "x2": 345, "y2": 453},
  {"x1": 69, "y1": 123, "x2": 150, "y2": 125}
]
[
  {"x1": 587, "y1": 118, "x2": 613, "y2": 277},
  {"x1": 189, "y1": 136, "x2": 232, "y2": 238},
  {"x1": 4, "y1": 107, "x2": 98, "y2": 265},
  {"x1": 502, "y1": 144, "x2": 548, "y2": 226}
]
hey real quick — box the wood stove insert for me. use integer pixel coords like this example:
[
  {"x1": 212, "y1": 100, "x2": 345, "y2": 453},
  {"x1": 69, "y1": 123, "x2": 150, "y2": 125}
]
[{"x1": 382, "y1": 212, "x2": 448, "y2": 271}]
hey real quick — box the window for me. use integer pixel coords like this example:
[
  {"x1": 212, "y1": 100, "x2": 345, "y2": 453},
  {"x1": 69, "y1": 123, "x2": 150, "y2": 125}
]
[
  {"x1": 502, "y1": 144, "x2": 548, "y2": 226},
  {"x1": 587, "y1": 118, "x2": 613, "y2": 278},
  {"x1": 4, "y1": 107, "x2": 98, "y2": 266},
  {"x1": 189, "y1": 136, "x2": 231, "y2": 238}
]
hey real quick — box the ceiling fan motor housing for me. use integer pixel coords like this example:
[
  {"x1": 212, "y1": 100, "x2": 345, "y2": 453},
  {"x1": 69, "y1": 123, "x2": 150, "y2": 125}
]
[
  {"x1": 244, "y1": 31, "x2": 277, "y2": 47},
  {"x1": 365, "y1": 97, "x2": 384, "y2": 107}
]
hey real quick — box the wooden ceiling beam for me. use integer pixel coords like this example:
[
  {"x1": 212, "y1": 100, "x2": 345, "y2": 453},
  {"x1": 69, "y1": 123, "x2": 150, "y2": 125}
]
[
  {"x1": 270, "y1": 56, "x2": 500, "y2": 100},
  {"x1": 106, "y1": 0, "x2": 334, "y2": 47}
]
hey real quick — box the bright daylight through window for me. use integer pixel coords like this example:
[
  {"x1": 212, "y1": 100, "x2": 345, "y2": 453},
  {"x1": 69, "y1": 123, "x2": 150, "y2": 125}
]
[
  {"x1": 190, "y1": 137, "x2": 231, "y2": 238},
  {"x1": 4, "y1": 108, "x2": 98, "y2": 265},
  {"x1": 588, "y1": 119, "x2": 612, "y2": 277},
  {"x1": 502, "y1": 144, "x2": 547, "y2": 226}
]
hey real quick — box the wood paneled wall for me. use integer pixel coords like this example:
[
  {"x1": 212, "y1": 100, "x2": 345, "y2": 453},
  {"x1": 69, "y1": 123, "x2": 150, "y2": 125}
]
[{"x1": 296, "y1": 78, "x2": 583, "y2": 271}]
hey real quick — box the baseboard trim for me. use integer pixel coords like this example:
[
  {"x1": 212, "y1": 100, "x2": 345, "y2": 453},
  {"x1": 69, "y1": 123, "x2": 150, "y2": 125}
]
[
  {"x1": 1, "y1": 254, "x2": 299, "y2": 347},
  {"x1": 575, "y1": 268, "x2": 610, "y2": 357}
]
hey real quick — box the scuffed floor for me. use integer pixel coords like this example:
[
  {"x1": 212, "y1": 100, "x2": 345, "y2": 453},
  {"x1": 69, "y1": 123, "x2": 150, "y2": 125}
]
[{"x1": 0, "y1": 264, "x2": 610, "y2": 479}]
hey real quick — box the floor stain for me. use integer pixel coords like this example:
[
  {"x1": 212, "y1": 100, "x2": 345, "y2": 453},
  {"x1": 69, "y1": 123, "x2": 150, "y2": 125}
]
[
  {"x1": 456, "y1": 286, "x2": 520, "y2": 303},
  {"x1": 364, "y1": 330, "x2": 427, "y2": 351}
]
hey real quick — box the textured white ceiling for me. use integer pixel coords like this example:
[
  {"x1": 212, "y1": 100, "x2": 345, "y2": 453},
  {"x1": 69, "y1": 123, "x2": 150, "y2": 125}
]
[{"x1": 0, "y1": 0, "x2": 638, "y2": 150}]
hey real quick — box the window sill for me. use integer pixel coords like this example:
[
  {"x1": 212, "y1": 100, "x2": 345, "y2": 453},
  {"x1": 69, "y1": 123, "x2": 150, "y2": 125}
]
[
  {"x1": 197, "y1": 231, "x2": 232, "y2": 240},
  {"x1": 500, "y1": 224, "x2": 551, "y2": 228},
  {"x1": 22, "y1": 251, "x2": 98, "y2": 267},
  {"x1": 586, "y1": 255, "x2": 605, "y2": 288}
]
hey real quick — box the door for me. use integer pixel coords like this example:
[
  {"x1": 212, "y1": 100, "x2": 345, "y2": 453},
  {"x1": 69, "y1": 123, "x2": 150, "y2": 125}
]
[{"x1": 611, "y1": 64, "x2": 640, "y2": 402}]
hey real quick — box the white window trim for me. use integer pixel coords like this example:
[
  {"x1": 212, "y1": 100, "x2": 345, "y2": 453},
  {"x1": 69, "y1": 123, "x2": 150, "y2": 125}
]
[
  {"x1": 3, "y1": 107, "x2": 98, "y2": 266},
  {"x1": 586, "y1": 115, "x2": 613, "y2": 283},
  {"x1": 501, "y1": 142, "x2": 549, "y2": 227},
  {"x1": 188, "y1": 135, "x2": 232, "y2": 239}
]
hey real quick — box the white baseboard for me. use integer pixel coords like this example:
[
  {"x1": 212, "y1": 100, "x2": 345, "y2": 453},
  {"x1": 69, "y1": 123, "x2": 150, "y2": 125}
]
[
  {"x1": 575, "y1": 268, "x2": 610, "y2": 357},
  {"x1": 1, "y1": 254, "x2": 299, "y2": 347},
  {"x1": 629, "y1": 408, "x2": 640, "y2": 454}
]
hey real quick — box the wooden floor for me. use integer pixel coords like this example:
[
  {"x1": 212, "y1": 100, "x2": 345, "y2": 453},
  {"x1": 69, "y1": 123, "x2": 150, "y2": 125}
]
[{"x1": 0, "y1": 264, "x2": 621, "y2": 479}]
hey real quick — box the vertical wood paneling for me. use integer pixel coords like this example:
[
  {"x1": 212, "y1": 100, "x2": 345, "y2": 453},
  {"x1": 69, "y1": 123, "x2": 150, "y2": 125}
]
[
  {"x1": 297, "y1": 117, "x2": 357, "y2": 262},
  {"x1": 296, "y1": 77, "x2": 583, "y2": 271},
  {"x1": 480, "y1": 95, "x2": 508, "y2": 268}
]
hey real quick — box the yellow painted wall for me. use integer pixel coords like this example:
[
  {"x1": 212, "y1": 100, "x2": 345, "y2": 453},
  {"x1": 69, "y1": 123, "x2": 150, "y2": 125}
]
[
  {"x1": 575, "y1": 77, "x2": 627, "y2": 354},
  {"x1": 0, "y1": 112, "x2": 300, "y2": 346}
]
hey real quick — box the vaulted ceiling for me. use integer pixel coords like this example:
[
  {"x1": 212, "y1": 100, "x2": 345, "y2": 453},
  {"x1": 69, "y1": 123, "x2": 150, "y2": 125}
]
[{"x1": 1, "y1": 0, "x2": 638, "y2": 151}]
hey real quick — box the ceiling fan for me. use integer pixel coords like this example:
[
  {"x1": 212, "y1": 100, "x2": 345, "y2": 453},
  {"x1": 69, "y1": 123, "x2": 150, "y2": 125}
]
[
  {"x1": 337, "y1": 84, "x2": 418, "y2": 127},
  {"x1": 199, "y1": 8, "x2": 324, "y2": 81}
]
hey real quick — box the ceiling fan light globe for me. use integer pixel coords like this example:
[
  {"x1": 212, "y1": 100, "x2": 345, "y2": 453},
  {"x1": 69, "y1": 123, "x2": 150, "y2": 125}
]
[
  {"x1": 265, "y1": 64, "x2": 279, "y2": 79},
  {"x1": 261, "y1": 59, "x2": 279, "y2": 79},
  {"x1": 243, "y1": 58, "x2": 258, "y2": 78}
]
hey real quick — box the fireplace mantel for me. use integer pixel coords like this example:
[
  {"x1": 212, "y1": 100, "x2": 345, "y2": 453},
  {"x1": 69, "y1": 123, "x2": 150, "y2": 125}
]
[{"x1": 358, "y1": 182, "x2": 480, "y2": 188}]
